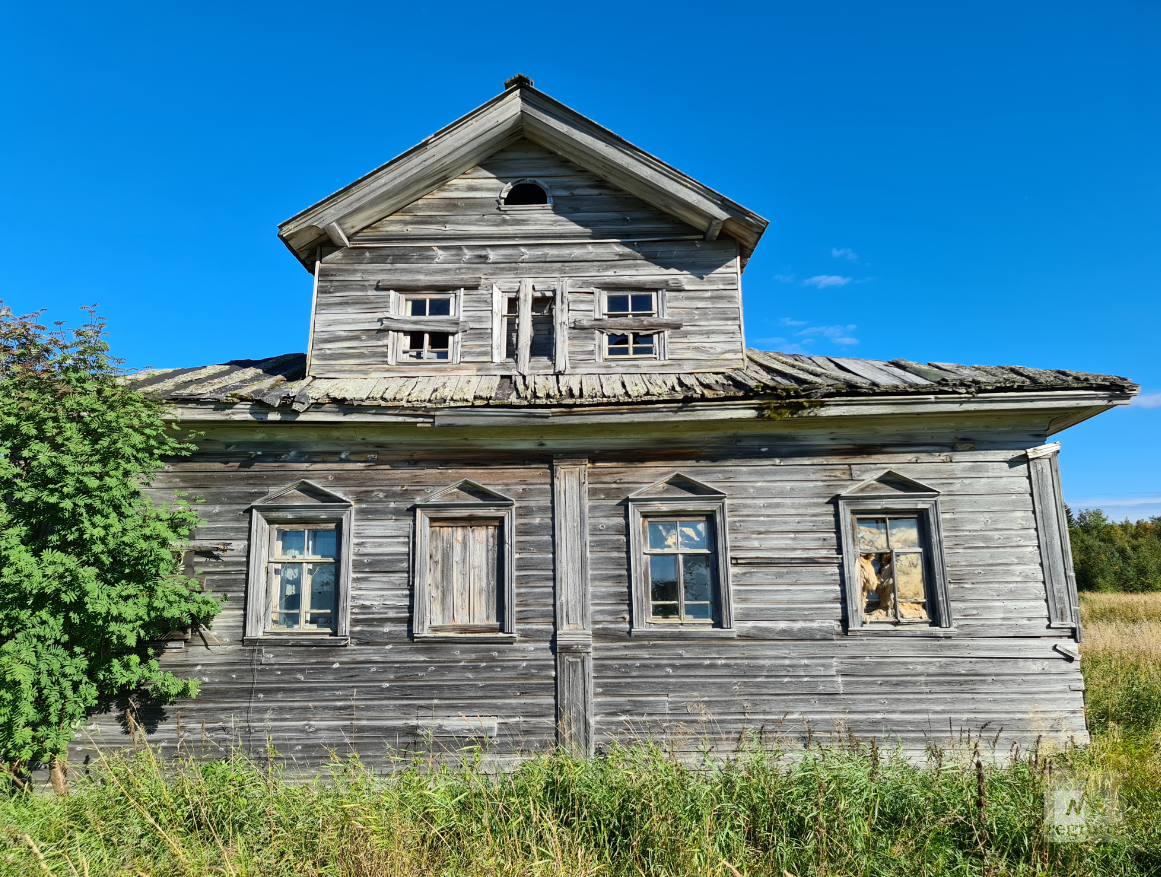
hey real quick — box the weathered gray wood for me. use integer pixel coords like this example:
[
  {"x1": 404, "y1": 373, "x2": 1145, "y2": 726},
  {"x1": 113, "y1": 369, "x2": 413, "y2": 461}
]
[
  {"x1": 1026, "y1": 445, "x2": 1080, "y2": 638},
  {"x1": 571, "y1": 318, "x2": 684, "y2": 331},
  {"x1": 553, "y1": 458, "x2": 593, "y2": 753},
  {"x1": 377, "y1": 279, "x2": 481, "y2": 291},
  {"x1": 376, "y1": 317, "x2": 468, "y2": 334}
]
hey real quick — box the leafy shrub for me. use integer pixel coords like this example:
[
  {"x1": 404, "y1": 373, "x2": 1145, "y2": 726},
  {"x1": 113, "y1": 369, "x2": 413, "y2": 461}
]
[{"x1": 0, "y1": 304, "x2": 221, "y2": 791}]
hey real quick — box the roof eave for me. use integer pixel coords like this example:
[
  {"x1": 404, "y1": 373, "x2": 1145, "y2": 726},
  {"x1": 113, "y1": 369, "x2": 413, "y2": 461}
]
[{"x1": 276, "y1": 82, "x2": 768, "y2": 272}]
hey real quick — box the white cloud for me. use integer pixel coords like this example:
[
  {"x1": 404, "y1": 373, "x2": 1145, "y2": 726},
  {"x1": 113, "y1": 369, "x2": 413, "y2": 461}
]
[
  {"x1": 779, "y1": 317, "x2": 808, "y2": 326},
  {"x1": 832, "y1": 247, "x2": 858, "y2": 261},
  {"x1": 1131, "y1": 391, "x2": 1161, "y2": 409},
  {"x1": 802, "y1": 275, "x2": 852, "y2": 288},
  {"x1": 772, "y1": 274, "x2": 797, "y2": 284},
  {"x1": 796, "y1": 324, "x2": 858, "y2": 345}
]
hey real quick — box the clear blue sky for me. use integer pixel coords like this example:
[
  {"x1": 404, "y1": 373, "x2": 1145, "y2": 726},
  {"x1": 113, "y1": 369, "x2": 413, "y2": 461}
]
[{"x1": 2, "y1": 1, "x2": 1158, "y2": 516}]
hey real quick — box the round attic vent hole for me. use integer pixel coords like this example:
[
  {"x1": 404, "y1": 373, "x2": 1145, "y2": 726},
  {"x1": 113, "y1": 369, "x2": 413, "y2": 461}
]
[{"x1": 503, "y1": 182, "x2": 549, "y2": 206}]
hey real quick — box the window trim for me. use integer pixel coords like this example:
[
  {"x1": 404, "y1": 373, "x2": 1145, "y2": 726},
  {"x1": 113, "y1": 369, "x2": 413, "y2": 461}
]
[
  {"x1": 596, "y1": 289, "x2": 669, "y2": 362},
  {"x1": 490, "y1": 279, "x2": 568, "y2": 373},
  {"x1": 835, "y1": 472, "x2": 952, "y2": 633},
  {"x1": 382, "y1": 288, "x2": 466, "y2": 366},
  {"x1": 627, "y1": 478, "x2": 733, "y2": 634},
  {"x1": 497, "y1": 178, "x2": 554, "y2": 212},
  {"x1": 244, "y1": 483, "x2": 353, "y2": 646},
  {"x1": 413, "y1": 481, "x2": 517, "y2": 641}
]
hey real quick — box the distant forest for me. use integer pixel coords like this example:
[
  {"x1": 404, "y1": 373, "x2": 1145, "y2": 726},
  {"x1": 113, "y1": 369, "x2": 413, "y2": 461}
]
[{"x1": 1069, "y1": 508, "x2": 1161, "y2": 592}]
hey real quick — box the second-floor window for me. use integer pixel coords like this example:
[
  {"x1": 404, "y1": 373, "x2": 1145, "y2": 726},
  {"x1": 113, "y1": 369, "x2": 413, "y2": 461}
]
[
  {"x1": 604, "y1": 292, "x2": 660, "y2": 359},
  {"x1": 402, "y1": 294, "x2": 454, "y2": 361}
]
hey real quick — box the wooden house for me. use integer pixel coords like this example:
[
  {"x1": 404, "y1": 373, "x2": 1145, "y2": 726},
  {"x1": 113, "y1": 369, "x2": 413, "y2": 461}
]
[{"x1": 88, "y1": 75, "x2": 1139, "y2": 765}]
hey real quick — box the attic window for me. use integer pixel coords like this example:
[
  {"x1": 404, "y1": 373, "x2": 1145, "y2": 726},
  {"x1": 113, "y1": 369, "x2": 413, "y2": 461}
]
[
  {"x1": 505, "y1": 183, "x2": 547, "y2": 205},
  {"x1": 499, "y1": 179, "x2": 552, "y2": 210}
]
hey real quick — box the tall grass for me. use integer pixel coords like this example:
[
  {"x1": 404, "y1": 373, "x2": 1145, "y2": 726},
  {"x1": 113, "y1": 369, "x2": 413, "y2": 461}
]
[
  {"x1": 2, "y1": 734, "x2": 1157, "y2": 876},
  {"x1": 2, "y1": 594, "x2": 1160, "y2": 875}
]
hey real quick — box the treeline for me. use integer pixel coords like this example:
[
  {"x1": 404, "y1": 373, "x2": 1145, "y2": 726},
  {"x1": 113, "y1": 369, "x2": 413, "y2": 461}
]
[{"x1": 1069, "y1": 508, "x2": 1161, "y2": 592}]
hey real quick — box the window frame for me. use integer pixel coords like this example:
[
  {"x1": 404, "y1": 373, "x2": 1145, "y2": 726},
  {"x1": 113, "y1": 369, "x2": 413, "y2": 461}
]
[
  {"x1": 490, "y1": 279, "x2": 568, "y2": 373},
  {"x1": 244, "y1": 485, "x2": 354, "y2": 646},
  {"x1": 267, "y1": 523, "x2": 340, "y2": 633},
  {"x1": 497, "y1": 178, "x2": 554, "y2": 212},
  {"x1": 596, "y1": 289, "x2": 669, "y2": 362},
  {"x1": 413, "y1": 482, "x2": 517, "y2": 642},
  {"x1": 836, "y1": 474, "x2": 952, "y2": 634},
  {"x1": 383, "y1": 287, "x2": 465, "y2": 366},
  {"x1": 627, "y1": 483, "x2": 733, "y2": 636}
]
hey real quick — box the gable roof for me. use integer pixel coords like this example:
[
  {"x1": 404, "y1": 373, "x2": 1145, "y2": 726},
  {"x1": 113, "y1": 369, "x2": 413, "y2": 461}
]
[
  {"x1": 129, "y1": 349, "x2": 1139, "y2": 412},
  {"x1": 277, "y1": 77, "x2": 769, "y2": 270}
]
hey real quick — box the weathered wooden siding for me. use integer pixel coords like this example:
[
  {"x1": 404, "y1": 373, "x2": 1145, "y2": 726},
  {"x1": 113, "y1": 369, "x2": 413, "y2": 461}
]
[
  {"x1": 308, "y1": 141, "x2": 745, "y2": 378},
  {"x1": 76, "y1": 413, "x2": 1088, "y2": 767}
]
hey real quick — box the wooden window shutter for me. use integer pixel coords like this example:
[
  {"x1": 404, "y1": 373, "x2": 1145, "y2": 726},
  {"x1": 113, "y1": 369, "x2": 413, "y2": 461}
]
[
  {"x1": 553, "y1": 280, "x2": 569, "y2": 373},
  {"x1": 428, "y1": 522, "x2": 500, "y2": 629},
  {"x1": 491, "y1": 284, "x2": 504, "y2": 363},
  {"x1": 1027, "y1": 443, "x2": 1082, "y2": 639}
]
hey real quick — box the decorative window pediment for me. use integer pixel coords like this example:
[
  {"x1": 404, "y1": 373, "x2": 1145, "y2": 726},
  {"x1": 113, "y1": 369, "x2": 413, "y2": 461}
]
[
  {"x1": 626, "y1": 473, "x2": 733, "y2": 636},
  {"x1": 835, "y1": 472, "x2": 951, "y2": 634},
  {"x1": 245, "y1": 481, "x2": 354, "y2": 646},
  {"x1": 254, "y1": 480, "x2": 353, "y2": 508},
  {"x1": 413, "y1": 480, "x2": 517, "y2": 640},
  {"x1": 838, "y1": 470, "x2": 940, "y2": 499},
  {"x1": 627, "y1": 473, "x2": 727, "y2": 502},
  {"x1": 417, "y1": 479, "x2": 515, "y2": 507}
]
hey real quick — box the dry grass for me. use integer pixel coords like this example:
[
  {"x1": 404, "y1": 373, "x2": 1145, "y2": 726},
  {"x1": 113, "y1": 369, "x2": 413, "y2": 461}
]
[{"x1": 1079, "y1": 592, "x2": 1161, "y2": 736}]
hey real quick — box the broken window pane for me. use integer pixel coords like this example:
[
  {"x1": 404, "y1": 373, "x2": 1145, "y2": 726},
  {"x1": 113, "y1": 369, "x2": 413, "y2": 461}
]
[
  {"x1": 530, "y1": 297, "x2": 554, "y2": 359},
  {"x1": 606, "y1": 333, "x2": 630, "y2": 356},
  {"x1": 275, "y1": 563, "x2": 302, "y2": 628},
  {"x1": 406, "y1": 298, "x2": 428, "y2": 316},
  {"x1": 428, "y1": 298, "x2": 451, "y2": 316},
  {"x1": 683, "y1": 555, "x2": 712, "y2": 602},
  {"x1": 307, "y1": 563, "x2": 336, "y2": 630}
]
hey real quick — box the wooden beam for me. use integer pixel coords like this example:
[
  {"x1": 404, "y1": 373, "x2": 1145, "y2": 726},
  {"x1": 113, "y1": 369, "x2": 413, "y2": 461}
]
[
  {"x1": 571, "y1": 318, "x2": 683, "y2": 332},
  {"x1": 324, "y1": 222, "x2": 350, "y2": 248},
  {"x1": 377, "y1": 278, "x2": 480, "y2": 292},
  {"x1": 516, "y1": 280, "x2": 532, "y2": 374},
  {"x1": 587, "y1": 278, "x2": 684, "y2": 290},
  {"x1": 704, "y1": 217, "x2": 724, "y2": 241},
  {"x1": 377, "y1": 317, "x2": 468, "y2": 333}
]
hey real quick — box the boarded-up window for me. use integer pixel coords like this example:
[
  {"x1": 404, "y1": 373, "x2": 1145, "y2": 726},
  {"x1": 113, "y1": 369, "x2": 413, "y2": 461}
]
[{"x1": 427, "y1": 521, "x2": 501, "y2": 630}]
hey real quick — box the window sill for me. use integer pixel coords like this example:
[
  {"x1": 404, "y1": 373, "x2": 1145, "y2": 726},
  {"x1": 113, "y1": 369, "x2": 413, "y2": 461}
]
[
  {"x1": 629, "y1": 626, "x2": 737, "y2": 639},
  {"x1": 243, "y1": 635, "x2": 350, "y2": 647},
  {"x1": 413, "y1": 633, "x2": 520, "y2": 644},
  {"x1": 844, "y1": 626, "x2": 958, "y2": 638}
]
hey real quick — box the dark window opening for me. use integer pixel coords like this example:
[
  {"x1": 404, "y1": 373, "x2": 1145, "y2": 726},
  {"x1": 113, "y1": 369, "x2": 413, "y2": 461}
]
[
  {"x1": 530, "y1": 296, "x2": 554, "y2": 359},
  {"x1": 504, "y1": 182, "x2": 548, "y2": 206},
  {"x1": 504, "y1": 296, "x2": 520, "y2": 359}
]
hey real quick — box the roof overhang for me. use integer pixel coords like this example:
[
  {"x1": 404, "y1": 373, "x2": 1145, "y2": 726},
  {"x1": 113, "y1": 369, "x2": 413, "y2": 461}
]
[{"x1": 277, "y1": 81, "x2": 769, "y2": 271}]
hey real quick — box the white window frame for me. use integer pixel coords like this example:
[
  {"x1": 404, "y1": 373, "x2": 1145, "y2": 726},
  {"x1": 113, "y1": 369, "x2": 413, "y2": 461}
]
[
  {"x1": 836, "y1": 472, "x2": 952, "y2": 635},
  {"x1": 595, "y1": 289, "x2": 669, "y2": 362},
  {"x1": 382, "y1": 287, "x2": 465, "y2": 366},
  {"x1": 244, "y1": 483, "x2": 353, "y2": 646},
  {"x1": 490, "y1": 279, "x2": 568, "y2": 373},
  {"x1": 626, "y1": 476, "x2": 734, "y2": 637},
  {"x1": 413, "y1": 481, "x2": 517, "y2": 642}
]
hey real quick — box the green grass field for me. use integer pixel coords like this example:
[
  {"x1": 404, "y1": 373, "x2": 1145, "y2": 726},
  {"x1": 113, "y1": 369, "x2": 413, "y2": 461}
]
[{"x1": 2, "y1": 596, "x2": 1159, "y2": 876}]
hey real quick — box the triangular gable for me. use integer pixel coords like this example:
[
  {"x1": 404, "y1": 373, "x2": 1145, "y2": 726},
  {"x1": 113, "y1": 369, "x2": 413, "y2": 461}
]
[
  {"x1": 838, "y1": 470, "x2": 940, "y2": 498},
  {"x1": 278, "y1": 78, "x2": 767, "y2": 270},
  {"x1": 254, "y1": 480, "x2": 352, "y2": 507},
  {"x1": 417, "y1": 479, "x2": 515, "y2": 506},
  {"x1": 627, "y1": 473, "x2": 727, "y2": 501}
]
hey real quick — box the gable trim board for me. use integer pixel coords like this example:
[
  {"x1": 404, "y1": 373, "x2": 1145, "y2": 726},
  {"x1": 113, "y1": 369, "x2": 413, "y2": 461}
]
[{"x1": 277, "y1": 83, "x2": 768, "y2": 271}]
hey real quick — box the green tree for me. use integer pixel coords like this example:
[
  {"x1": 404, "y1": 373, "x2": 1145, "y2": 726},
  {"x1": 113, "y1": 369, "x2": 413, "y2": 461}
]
[
  {"x1": 0, "y1": 304, "x2": 220, "y2": 793},
  {"x1": 1068, "y1": 506, "x2": 1161, "y2": 592}
]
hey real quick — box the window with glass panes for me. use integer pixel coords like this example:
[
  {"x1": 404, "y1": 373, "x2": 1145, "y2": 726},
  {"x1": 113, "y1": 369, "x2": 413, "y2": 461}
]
[
  {"x1": 644, "y1": 516, "x2": 716, "y2": 622},
  {"x1": 855, "y1": 515, "x2": 930, "y2": 624},
  {"x1": 268, "y1": 525, "x2": 338, "y2": 632},
  {"x1": 401, "y1": 294, "x2": 453, "y2": 361},
  {"x1": 605, "y1": 293, "x2": 658, "y2": 358}
]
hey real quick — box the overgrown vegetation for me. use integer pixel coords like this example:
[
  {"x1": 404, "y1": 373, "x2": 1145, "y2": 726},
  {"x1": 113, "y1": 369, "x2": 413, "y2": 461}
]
[
  {"x1": 1070, "y1": 508, "x2": 1161, "y2": 592},
  {"x1": 0, "y1": 591, "x2": 1158, "y2": 875},
  {"x1": 0, "y1": 304, "x2": 220, "y2": 794}
]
